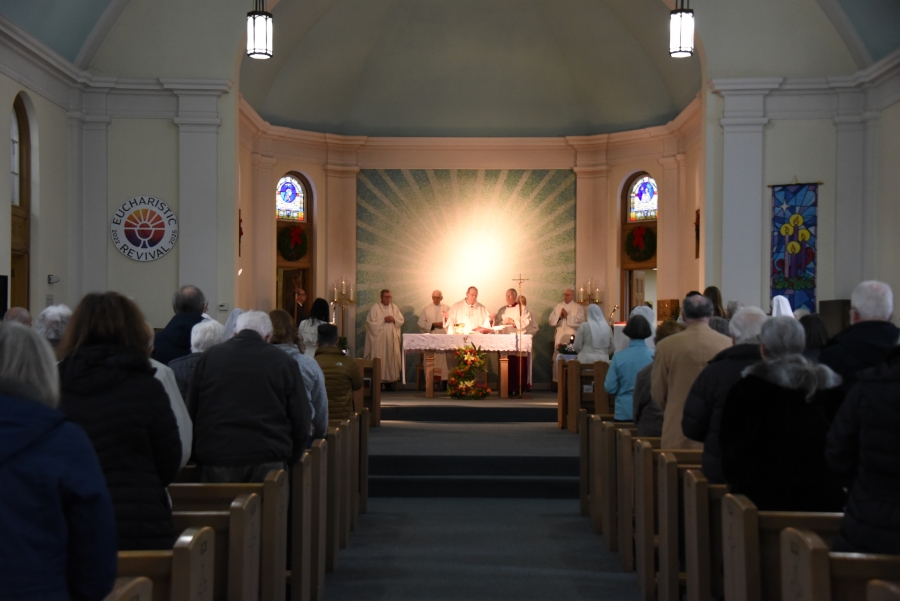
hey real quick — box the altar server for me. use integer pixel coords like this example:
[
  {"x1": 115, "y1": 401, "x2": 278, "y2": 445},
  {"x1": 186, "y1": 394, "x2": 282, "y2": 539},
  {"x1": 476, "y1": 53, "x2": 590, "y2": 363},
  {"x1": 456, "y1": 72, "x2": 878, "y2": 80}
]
[
  {"x1": 549, "y1": 288, "x2": 586, "y2": 382},
  {"x1": 417, "y1": 290, "x2": 451, "y2": 384},
  {"x1": 446, "y1": 286, "x2": 492, "y2": 334},
  {"x1": 364, "y1": 289, "x2": 405, "y2": 387}
]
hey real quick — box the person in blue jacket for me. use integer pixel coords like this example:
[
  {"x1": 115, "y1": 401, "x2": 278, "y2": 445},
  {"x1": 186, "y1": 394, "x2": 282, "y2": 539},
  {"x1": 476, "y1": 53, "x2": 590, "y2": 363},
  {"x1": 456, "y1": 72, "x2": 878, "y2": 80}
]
[
  {"x1": 0, "y1": 321, "x2": 117, "y2": 601},
  {"x1": 605, "y1": 314, "x2": 655, "y2": 421}
]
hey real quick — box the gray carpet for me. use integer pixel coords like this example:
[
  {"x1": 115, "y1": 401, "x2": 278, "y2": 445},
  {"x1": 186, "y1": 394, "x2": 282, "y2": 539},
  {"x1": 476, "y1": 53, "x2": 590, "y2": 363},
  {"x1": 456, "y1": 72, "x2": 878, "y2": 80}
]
[{"x1": 323, "y1": 498, "x2": 640, "y2": 601}]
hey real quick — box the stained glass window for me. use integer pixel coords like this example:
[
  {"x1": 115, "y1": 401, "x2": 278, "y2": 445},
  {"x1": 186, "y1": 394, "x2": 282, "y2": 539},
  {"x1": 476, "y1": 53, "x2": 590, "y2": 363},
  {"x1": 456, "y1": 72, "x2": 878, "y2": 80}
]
[
  {"x1": 276, "y1": 175, "x2": 305, "y2": 221},
  {"x1": 628, "y1": 176, "x2": 658, "y2": 222}
]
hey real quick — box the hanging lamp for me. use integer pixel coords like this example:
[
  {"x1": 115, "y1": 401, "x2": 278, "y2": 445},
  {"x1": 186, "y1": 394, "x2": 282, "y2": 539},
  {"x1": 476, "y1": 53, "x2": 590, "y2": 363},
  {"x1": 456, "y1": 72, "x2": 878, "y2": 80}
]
[
  {"x1": 669, "y1": 0, "x2": 694, "y2": 58},
  {"x1": 247, "y1": 0, "x2": 273, "y2": 59}
]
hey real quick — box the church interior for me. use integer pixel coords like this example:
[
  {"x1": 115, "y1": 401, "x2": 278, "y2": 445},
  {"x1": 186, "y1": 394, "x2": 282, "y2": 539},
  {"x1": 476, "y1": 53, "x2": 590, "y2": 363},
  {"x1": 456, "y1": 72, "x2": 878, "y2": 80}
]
[{"x1": 2, "y1": 0, "x2": 900, "y2": 599}]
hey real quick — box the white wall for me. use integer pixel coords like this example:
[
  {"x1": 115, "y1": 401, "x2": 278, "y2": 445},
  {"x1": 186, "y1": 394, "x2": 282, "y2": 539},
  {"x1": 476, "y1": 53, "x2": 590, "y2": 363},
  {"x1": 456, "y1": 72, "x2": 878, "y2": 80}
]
[{"x1": 876, "y1": 100, "x2": 900, "y2": 326}]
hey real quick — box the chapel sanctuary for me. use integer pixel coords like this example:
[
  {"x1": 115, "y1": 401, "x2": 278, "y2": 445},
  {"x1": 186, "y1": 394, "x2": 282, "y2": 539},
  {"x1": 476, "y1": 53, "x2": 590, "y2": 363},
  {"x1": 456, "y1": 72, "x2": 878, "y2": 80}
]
[{"x1": 2, "y1": 1, "x2": 900, "y2": 600}]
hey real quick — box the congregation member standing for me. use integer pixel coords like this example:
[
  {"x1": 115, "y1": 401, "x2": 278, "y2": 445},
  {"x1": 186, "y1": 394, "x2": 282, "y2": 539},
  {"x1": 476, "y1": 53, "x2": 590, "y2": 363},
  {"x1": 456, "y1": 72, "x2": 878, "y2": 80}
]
[
  {"x1": 269, "y1": 309, "x2": 328, "y2": 440},
  {"x1": 651, "y1": 294, "x2": 732, "y2": 449},
  {"x1": 58, "y1": 292, "x2": 182, "y2": 550},
  {"x1": 719, "y1": 316, "x2": 845, "y2": 512},
  {"x1": 446, "y1": 286, "x2": 493, "y2": 334},
  {"x1": 0, "y1": 321, "x2": 117, "y2": 601},
  {"x1": 33, "y1": 304, "x2": 72, "y2": 356},
  {"x1": 169, "y1": 319, "x2": 225, "y2": 399},
  {"x1": 188, "y1": 311, "x2": 311, "y2": 483},
  {"x1": 3, "y1": 306, "x2": 31, "y2": 326},
  {"x1": 682, "y1": 306, "x2": 767, "y2": 483},
  {"x1": 549, "y1": 289, "x2": 586, "y2": 385},
  {"x1": 574, "y1": 304, "x2": 614, "y2": 365},
  {"x1": 153, "y1": 285, "x2": 206, "y2": 365},
  {"x1": 417, "y1": 290, "x2": 450, "y2": 386},
  {"x1": 633, "y1": 321, "x2": 685, "y2": 437},
  {"x1": 495, "y1": 288, "x2": 535, "y2": 395},
  {"x1": 298, "y1": 298, "x2": 330, "y2": 357},
  {"x1": 147, "y1": 322, "x2": 193, "y2": 469},
  {"x1": 365, "y1": 289, "x2": 405, "y2": 389},
  {"x1": 826, "y1": 343, "x2": 900, "y2": 554},
  {"x1": 604, "y1": 314, "x2": 654, "y2": 421},
  {"x1": 316, "y1": 324, "x2": 363, "y2": 422},
  {"x1": 820, "y1": 280, "x2": 899, "y2": 392}
]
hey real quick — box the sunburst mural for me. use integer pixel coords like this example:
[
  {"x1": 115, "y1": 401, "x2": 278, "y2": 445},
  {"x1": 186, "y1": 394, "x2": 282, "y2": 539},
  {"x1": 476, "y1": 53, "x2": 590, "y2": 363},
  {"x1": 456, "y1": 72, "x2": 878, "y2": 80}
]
[{"x1": 355, "y1": 169, "x2": 576, "y2": 385}]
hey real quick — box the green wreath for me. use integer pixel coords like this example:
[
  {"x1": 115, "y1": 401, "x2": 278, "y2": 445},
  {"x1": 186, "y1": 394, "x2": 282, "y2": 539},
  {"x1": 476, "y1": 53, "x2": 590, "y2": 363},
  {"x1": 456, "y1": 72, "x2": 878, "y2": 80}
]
[
  {"x1": 625, "y1": 225, "x2": 656, "y2": 263},
  {"x1": 277, "y1": 225, "x2": 308, "y2": 261}
]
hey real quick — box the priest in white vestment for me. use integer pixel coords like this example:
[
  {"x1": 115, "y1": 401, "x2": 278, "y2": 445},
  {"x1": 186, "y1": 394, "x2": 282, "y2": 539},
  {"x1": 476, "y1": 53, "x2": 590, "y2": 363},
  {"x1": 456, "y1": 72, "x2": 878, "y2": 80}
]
[
  {"x1": 495, "y1": 288, "x2": 533, "y2": 394},
  {"x1": 417, "y1": 290, "x2": 451, "y2": 385},
  {"x1": 445, "y1": 286, "x2": 493, "y2": 334},
  {"x1": 549, "y1": 288, "x2": 587, "y2": 383},
  {"x1": 364, "y1": 289, "x2": 405, "y2": 386}
]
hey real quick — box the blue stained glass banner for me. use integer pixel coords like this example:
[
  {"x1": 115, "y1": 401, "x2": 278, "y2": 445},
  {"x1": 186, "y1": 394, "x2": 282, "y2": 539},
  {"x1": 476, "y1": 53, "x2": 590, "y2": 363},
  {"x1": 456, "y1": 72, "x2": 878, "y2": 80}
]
[{"x1": 771, "y1": 184, "x2": 817, "y2": 313}]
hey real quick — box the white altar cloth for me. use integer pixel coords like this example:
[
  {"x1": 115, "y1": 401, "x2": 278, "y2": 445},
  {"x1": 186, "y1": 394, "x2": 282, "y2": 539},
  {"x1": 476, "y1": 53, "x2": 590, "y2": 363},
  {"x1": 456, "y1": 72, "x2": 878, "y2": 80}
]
[{"x1": 402, "y1": 333, "x2": 533, "y2": 385}]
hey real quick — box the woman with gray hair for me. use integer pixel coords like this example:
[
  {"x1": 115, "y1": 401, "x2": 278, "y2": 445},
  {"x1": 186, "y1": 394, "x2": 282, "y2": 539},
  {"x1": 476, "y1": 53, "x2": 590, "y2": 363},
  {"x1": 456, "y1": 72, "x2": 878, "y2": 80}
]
[
  {"x1": 33, "y1": 303, "x2": 72, "y2": 356},
  {"x1": 0, "y1": 321, "x2": 117, "y2": 600},
  {"x1": 719, "y1": 316, "x2": 846, "y2": 511}
]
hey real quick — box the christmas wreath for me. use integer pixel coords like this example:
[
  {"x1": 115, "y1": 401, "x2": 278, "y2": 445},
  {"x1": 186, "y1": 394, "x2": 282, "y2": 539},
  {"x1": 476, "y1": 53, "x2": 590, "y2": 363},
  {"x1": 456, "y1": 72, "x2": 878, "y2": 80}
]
[
  {"x1": 625, "y1": 225, "x2": 656, "y2": 263},
  {"x1": 278, "y1": 225, "x2": 308, "y2": 261},
  {"x1": 448, "y1": 344, "x2": 491, "y2": 399}
]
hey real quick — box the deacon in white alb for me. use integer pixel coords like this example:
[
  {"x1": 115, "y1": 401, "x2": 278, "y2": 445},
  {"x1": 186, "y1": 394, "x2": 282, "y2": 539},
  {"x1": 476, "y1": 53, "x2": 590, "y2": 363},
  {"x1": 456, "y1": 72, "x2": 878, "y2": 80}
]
[
  {"x1": 364, "y1": 289, "x2": 405, "y2": 386},
  {"x1": 495, "y1": 288, "x2": 534, "y2": 394},
  {"x1": 417, "y1": 290, "x2": 451, "y2": 384},
  {"x1": 446, "y1": 286, "x2": 493, "y2": 334},
  {"x1": 549, "y1": 288, "x2": 586, "y2": 383}
]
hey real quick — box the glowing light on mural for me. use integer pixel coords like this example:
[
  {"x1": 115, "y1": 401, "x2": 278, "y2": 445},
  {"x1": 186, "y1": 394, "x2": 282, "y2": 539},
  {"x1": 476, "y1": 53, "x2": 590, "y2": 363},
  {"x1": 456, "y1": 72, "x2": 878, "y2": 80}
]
[{"x1": 356, "y1": 169, "x2": 576, "y2": 383}]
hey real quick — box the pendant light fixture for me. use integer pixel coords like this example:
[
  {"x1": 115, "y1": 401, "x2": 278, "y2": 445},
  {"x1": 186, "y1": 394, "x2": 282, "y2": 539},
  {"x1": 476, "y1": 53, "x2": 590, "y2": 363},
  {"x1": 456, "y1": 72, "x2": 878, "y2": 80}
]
[
  {"x1": 246, "y1": 0, "x2": 273, "y2": 59},
  {"x1": 669, "y1": 0, "x2": 694, "y2": 58}
]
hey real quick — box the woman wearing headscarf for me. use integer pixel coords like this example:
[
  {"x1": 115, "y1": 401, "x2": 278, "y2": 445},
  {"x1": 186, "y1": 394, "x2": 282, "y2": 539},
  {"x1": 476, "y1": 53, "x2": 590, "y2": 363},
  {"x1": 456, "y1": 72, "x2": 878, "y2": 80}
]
[
  {"x1": 222, "y1": 308, "x2": 244, "y2": 342},
  {"x1": 574, "y1": 304, "x2": 615, "y2": 364},
  {"x1": 629, "y1": 304, "x2": 657, "y2": 350},
  {"x1": 771, "y1": 295, "x2": 793, "y2": 318}
]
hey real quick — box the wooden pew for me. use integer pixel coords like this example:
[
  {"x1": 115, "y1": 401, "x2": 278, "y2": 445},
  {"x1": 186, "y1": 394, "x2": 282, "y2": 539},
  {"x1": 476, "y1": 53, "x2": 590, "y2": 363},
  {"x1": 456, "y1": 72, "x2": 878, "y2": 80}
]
[
  {"x1": 169, "y1": 470, "x2": 289, "y2": 601},
  {"x1": 338, "y1": 418, "x2": 352, "y2": 549},
  {"x1": 580, "y1": 408, "x2": 590, "y2": 516},
  {"x1": 566, "y1": 360, "x2": 611, "y2": 432},
  {"x1": 172, "y1": 493, "x2": 261, "y2": 601},
  {"x1": 117, "y1": 527, "x2": 215, "y2": 601},
  {"x1": 657, "y1": 452, "x2": 702, "y2": 601},
  {"x1": 634, "y1": 441, "x2": 701, "y2": 601},
  {"x1": 721, "y1": 494, "x2": 842, "y2": 601},
  {"x1": 557, "y1": 358, "x2": 571, "y2": 429},
  {"x1": 868, "y1": 581, "x2": 900, "y2": 601},
  {"x1": 354, "y1": 358, "x2": 382, "y2": 427},
  {"x1": 683, "y1": 469, "x2": 728, "y2": 601},
  {"x1": 349, "y1": 413, "x2": 360, "y2": 530},
  {"x1": 309, "y1": 440, "x2": 328, "y2": 601},
  {"x1": 358, "y1": 407, "x2": 370, "y2": 515},
  {"x1": 102, "y1": 577, "x2": 153, "y2": 601},
  {"x1": 592, "y1": 418, "x2": 634, "y2": 548},
  {"x1": 288, "y1": 453, "x2": 312, "y2": 601},
  {"x1": 780, "y1": 528, "x2": 900, "y2": 601},
  {"x1": 616, "y1": 431, "x2": 660, "y2": 571},
  {"x1": 325, "y1": 426, "x2": 343, "y2": 572}
]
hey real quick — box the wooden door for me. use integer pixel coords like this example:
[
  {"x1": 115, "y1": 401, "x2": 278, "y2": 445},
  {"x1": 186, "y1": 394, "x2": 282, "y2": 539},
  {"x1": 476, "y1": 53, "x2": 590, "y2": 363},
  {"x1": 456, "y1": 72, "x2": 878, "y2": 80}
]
[{"x1": 631, "y1": 270, "x2": 645, "y2": 311}]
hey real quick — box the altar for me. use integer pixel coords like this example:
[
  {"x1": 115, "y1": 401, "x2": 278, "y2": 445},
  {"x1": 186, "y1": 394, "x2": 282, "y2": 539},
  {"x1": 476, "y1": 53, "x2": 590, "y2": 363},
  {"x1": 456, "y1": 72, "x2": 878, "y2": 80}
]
[{"x1": 402, "y1": 333, "x2": 533, "y2": 399}]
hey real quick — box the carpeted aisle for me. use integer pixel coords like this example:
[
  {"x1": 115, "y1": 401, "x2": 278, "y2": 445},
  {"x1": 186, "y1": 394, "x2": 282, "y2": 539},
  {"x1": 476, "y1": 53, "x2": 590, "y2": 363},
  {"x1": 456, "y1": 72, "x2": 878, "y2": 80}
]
[{"x1": 323, "y1": 498, "x2": 639, "y2": 601}]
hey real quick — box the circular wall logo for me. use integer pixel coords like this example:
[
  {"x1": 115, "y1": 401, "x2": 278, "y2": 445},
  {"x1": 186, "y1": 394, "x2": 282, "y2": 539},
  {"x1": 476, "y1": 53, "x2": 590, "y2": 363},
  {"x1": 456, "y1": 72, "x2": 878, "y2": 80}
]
[{"x1": 110, "y1": 196, "x2": 178, "y2": 262}]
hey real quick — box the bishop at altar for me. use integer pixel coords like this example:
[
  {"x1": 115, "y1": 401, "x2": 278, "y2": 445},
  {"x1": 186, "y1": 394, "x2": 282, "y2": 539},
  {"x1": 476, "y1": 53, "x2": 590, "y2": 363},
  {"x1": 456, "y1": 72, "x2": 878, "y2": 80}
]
[
  {"x1": 549, "y1": 288, "x2": 586, "y2": 382},
  {"x1": 365, "y1": 289, "x2": 405, "y2": 384},
  {"x1": 417, "y1": 290, "x2": 451, "y2": 384}
]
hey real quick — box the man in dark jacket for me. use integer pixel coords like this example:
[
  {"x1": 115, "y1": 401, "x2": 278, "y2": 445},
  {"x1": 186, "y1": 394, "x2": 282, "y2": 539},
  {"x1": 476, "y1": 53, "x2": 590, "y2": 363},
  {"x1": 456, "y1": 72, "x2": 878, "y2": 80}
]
[
  {"x1": 682, "y1": 307, "x2": 767, "y2": 483},
  {"x1": 188, "y1": 310, "x2": 311, "y2": 483},
  {"x1": 152, "y1": 285, "x2": 206, "y2": 365},
  {"x1": 826, "y1": 345, "x2": 900, "y2": 554},
  {"x1": 315, "y1": 324, "x2": 363, "y2": 422},
  {"x1": 820, "y1": 280, "x2": 898, "y2": 393},
  {"x1": 168, "y1": 319, "x2": 224, "y2": 399}
]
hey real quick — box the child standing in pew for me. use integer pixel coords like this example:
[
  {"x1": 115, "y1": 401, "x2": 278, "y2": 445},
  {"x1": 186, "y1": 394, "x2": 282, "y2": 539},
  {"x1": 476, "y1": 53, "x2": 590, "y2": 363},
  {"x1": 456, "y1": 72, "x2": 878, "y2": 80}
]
[{"x1": 0, "y1": 321, "x2": 117, "y2": 600}]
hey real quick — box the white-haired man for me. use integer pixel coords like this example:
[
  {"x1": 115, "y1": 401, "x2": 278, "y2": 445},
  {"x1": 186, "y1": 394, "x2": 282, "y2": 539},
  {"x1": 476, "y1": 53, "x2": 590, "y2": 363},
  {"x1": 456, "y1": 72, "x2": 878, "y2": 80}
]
[
  {"x1": 820, "y1": 280, "x2": 899, "y2": 393},
  {"x1": 365, "y1": 289, "x2": 405, "y2": 388},
  {"x1": 34, "y1": 304, "x2": 72, "y2": 351},
  {"x1": 188, "y1": 310, "x2": 311, "y2": 483},
  {"x1": 549, "y1": 288, "x2": 586, "y2": 385},
  {"x1": 168, "y1": 319, "x2": 225, "y2": 399},
  {"x1": 417, "y1": 290, "x2": 451, "y2": 386},
  {"x1": 682, "y1": 306, "x2": 768, "y2": 483}
]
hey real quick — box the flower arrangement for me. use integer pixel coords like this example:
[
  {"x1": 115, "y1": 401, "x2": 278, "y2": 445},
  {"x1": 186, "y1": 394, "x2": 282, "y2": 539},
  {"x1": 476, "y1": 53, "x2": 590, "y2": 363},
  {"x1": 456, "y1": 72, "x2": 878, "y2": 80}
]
[
  {"x1": 556, "y1": 342, "x2": 576, "y2": 355},
  {"x1": 447, "y1": 343, "x2": 491, "y2": 399}
]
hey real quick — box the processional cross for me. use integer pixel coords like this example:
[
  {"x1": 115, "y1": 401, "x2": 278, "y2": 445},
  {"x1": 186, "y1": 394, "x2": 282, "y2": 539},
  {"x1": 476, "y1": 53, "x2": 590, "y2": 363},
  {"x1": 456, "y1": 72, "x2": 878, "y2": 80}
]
[{"x1": 512, "y1": 273, "x2": 529, "y2": 399}]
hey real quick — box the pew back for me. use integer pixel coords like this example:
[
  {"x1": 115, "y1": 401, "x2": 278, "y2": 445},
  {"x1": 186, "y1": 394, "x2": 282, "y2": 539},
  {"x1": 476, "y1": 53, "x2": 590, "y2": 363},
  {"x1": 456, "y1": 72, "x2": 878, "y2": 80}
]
[
  {"x1": 102, "y1": 577, "x2": 153, "y2": 601},
  {"x1": 290, "y1": 453, "x2": 312, "y2": 601},
  {"x1": 868, "y1": 580, "x2": 900, "y2": 601},
  {"x1": 354, "y1": 358, "x2": 382, "y2": 426},
  {"x1": 309, "y1": 440, "x2": 328, "y2": 601},
  {"x1": 780, "y1": 528, "x2": 900, "y2": 601},
  {"x1": 616, "y1": 432, "x2": 660, "y2": 571},
  {"x1": 683, "y1": 469, "x2": 727, "y2": 601},
  {"x1": 117, "y1": 527, "x2": 215, "y2": 601},
  {"x1": 595, "y1": 420, "x2": 634, "y2": 550},
  {"x1": 657, "y1": 453, "x2": 702, "y2": 601},
  {"x1": 325, "y1": 426, "x2": 343, "y2": 572}
]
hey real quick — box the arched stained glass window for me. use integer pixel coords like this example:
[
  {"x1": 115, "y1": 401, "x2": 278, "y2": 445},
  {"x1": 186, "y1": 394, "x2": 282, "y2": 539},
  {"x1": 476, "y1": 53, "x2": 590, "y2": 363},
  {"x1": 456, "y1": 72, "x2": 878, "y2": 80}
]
[
  {"x1": 276, "y1": 175, "x2": 305, "y2": 220},
  {"x1": 629, "y1": 175, "x2": 658, "y2": 222}
]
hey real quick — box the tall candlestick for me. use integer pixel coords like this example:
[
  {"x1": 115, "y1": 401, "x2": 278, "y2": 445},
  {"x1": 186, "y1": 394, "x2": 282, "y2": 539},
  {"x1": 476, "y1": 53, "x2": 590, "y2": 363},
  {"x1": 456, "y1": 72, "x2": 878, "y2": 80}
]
[
  {"x1": 578, "y1": 287, "x2": 585, "y2": 302},
  {"x1": 341, "y1": 279, "x2": 346, "y2": 295},
  {"x1": 595, "y1": 287, "x2": 601, "y2": 302},
  {"x1": 333, "y1": 286, "x2": 338, "y2": 302}
]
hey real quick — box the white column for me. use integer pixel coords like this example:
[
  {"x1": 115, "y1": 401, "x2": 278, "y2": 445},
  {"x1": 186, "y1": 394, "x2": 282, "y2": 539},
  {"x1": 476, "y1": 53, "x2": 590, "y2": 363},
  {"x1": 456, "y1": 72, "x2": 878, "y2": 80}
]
[
  {"x1": 656, "y1": 154, "x2": 682, "y2": 301},
  {"x1": 80, "y1": 89, "x2": 111, "y2": 295},
  {"x1": 66, "y1": 90, "x2": 85, "y2": 303},
  {"x1": 163, "y1": 80, "x2": 232, "y2": 316}
]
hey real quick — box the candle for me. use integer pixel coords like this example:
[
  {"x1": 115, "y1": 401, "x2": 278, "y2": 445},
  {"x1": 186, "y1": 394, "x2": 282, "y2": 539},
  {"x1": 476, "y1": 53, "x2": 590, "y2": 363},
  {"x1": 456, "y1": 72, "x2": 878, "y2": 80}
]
[
  {"x1": 588, "y1": 278, "x2": 593, "y2": 296},
  {"x1": 578, "y1": 287, "x2": 585, "y2": 302},
  {"x1": 341, "y1": 279, "x2": 346, "y2": 295},
  {"x1": 595, "y1": 287, "x2": 601, "y2": 302},
  {"x1": 333, "y1": 286, "x2": 338, "y2": 302},
  {"x1": 349, "y1": 286, "x2": 355, "y2": 302}
]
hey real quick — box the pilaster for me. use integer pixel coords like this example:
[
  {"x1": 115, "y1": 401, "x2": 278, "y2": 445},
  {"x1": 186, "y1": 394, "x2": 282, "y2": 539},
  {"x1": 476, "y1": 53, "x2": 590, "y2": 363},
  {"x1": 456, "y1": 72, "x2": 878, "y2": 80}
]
[{"x1": 80, "y1": 87, "x2": 112, "y2": 295}]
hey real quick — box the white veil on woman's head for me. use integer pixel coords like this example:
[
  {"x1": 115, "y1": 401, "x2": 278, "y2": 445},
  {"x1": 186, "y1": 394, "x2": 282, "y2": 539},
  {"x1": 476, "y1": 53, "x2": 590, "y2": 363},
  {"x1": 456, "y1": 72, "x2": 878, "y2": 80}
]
[
  {"x1": 771, "y1": 296, "x2": 793, "y2": 318},
  {"x1": 630, "y1": 305, "x2": 656, "y2": 339},
  {"x1": 223, "y1": 308, "x2": 244, "y2": 341},
  {"x1": 587, "y1": 304, "x2": 608, "y2": 346}
]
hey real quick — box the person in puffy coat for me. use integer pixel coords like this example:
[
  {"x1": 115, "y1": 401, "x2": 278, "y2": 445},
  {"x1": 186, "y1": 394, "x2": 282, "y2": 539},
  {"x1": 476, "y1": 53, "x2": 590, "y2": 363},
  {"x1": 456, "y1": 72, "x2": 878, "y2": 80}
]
[
  {"x1": 0, "y1": 321, "x2": 117, "y2": 601},
  {"x1": 58, "y1": 291, "x2": 183, "y2": 550},
  {"x1": 826, "y1": 345, "x2": 900, "y2": 554},
  {"x1": 315, "y1": 323, "x2": 363, "y2": 422}
]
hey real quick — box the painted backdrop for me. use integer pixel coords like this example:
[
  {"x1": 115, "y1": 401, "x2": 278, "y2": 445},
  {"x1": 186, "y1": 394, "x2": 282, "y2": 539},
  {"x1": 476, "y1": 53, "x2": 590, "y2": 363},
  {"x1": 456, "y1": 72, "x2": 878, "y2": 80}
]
[{"x1": 355, "y1": 169, "x2": 576, "y2": 385}]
